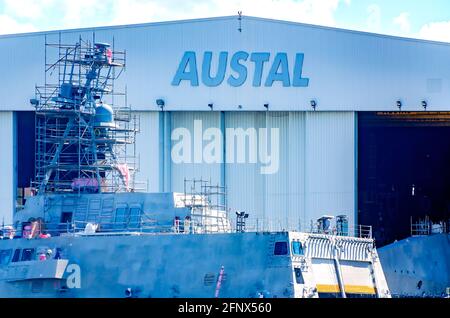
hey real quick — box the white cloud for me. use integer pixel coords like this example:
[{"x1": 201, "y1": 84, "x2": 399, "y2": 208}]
[
  {"x1": 0, "y1": 14, "x2": 36, "y2": 35},
  {"x1": 109, "y1": 0, "x2": 207, "y2": 26},
  {"x1": 59, "y1": 0, "x2": 109, "y2": 29},
  {"x1": 418, "y1": 20, "x2": 450, "y2": 43},
  {"x1": 3, "y1": 0, "x2": 54, "y2": 19},
  {"x1": 393, "y1": 12, "x2": 410, "y2": 33},
  {"x1": 208, "y1": 0, "x2": 346, "y2": 27},
  {"x1": 0, "y1": 0, "x2": 351, "y2": 34},
  {"x1": 366, "y1": 4, "x2": 381, "y2": 32},
  {"x1": 107, "y1": 0, "x2": 350, "y2": 28}
]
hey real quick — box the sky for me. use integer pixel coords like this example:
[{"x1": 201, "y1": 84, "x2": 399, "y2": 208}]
[{"x1": 0, "y1": 0, "x2": 450, "y2": 42}]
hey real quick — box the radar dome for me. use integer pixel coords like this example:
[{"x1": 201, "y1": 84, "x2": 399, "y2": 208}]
[{"x1": 94, "y1": 103, "x2": 114, "y2": 126}]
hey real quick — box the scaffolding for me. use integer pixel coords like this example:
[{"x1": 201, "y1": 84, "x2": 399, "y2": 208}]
[
  {"x1": 31, "y1": 37, "x2": 139, "y2": 194},
  {"x1": 182, "y1": 178, "x2": 229, "y2": 233},
  {"x1": 182, "y1": 178, "x2": 227, "y2": 211}
]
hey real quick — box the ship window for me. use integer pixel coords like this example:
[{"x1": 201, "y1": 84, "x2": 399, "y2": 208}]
[
  {"x1": 292, "y1": 241, "x2": 304, "y2": 255},
  {"x1": 21, "y1": 248, "x2": 35, "y2": 261},
  {"x1": 274, "y1": 241, "x2": 288, "y2": 255},
  {"x1": 294, "y1": 268, "x2": 304, "y2": 284},
  {"x1": 0, "y1": 249, "x2": 12, "y2": 265},
  {"x1": 12, "y1": 249, "x2": 21, "y2": 262}
]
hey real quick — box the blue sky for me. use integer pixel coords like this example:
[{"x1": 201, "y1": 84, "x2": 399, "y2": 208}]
[{"x1": 0, "y1": 0, "x2": 450, "y2": 42}]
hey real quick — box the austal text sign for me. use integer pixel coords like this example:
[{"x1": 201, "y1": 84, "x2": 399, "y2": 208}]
[{"x1": 172, "y1": 51, "x2": 309, "y2": 87}]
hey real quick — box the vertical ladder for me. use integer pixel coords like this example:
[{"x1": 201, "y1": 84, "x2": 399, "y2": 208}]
[
  {"x1": 87, "y1": 198, "x2": 102, "y2": 223},
  {"x1": 99, "y1": 198, "x2": 115, "y2": 229},
  {"x1": 266, "y1": 235, "x2": 277, "y2": 267},
  {"x1": 74, "y1": 197, "x2": 89, "y2": 228}
]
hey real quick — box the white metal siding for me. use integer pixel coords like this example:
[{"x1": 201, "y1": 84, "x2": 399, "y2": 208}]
[
  {"x1": 286, "y1": 112, "x2": 307, "y2": 230},
  {"x1": 1, "y1": 16, "x2": 450, "y2": 111},
  {"x1": 189, "y1": 111, "x2": 355, "y2": 230},
  {"x1": 305, "y1": 112, "x2": 356, "y2": 228},
  {"x1": 170, "y1": 111, "x2": 222, "y2": 192},
  {"x1": 134, "y1": 111, "x2": 160, "y2": 192},
  {"x1": 225, "y1": 112, "x2": 265, "y2": 228},
  {"x1": 0, "y1": 109, "x2": 355, "y2": 230},
  {"x1": 0, "y1": 112, "x2": 15, "y2": 225}
]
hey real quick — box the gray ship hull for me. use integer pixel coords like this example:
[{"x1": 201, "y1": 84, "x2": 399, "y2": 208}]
[
  {"x1": 378, "y1": 233, "x2": 450, "y2": 297},
  {"x1": 0, "y1": 231, "x2": 390, "y2": 298},
  {"x1": 0, "y1": 232, "x2": 293, "y2": 298}
]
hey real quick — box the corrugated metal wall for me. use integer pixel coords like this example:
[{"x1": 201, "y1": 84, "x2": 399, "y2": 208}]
[
  {"x1": 0, "y1": 111, "x2": 15, "y2": 225},
  {"x1": 136, "y1": 110, "x2": 356, "y2": 230},
  {"x1": 1, "y1": 110, "x2": 355, "y2": 229},
  {"x1": 304, "y1": 112, "x2": 356, "y2": 228},
  {"x1": 225, "y1": 112, "x2": 266, "y2": 227},
  {"x1": 171, "y1": 111, "x2": 222, "y2": 192},
  {"x1": 133, "y1": 111, "x2": 160, "y2": 192},
  {"x1": 2, "y1": 17, "x2": 450, "y2": 112}
]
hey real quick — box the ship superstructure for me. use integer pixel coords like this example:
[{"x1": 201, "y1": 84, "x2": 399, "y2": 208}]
[
  {"x1": 31, "y1": 39, "x2": 137, "y2": 194},
  {"x1": 0, "y1": 39, "x2": 391, "y2": 298}
]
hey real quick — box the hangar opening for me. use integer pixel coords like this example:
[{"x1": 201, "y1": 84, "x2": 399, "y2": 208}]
[
  {"x1": 16, "y1": 111, "x2": 35, "y2": 207},
  {"x1": 358, "y1": 112, "x2": 450, "y2": 246}
]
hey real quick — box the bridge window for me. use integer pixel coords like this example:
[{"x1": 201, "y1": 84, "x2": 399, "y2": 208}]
[
  {"x1": 274, "y1": 241, "x2": 288, "y2": 255},
  {"x1": 0, "y1": 249, "x2": 12, "y2": 265},
  {"x1": 12, "y1": 249, "x2": 21, "y2": 262},
  {"x1": 292, "y1": 241, "x2": 304, "y2": 255},
  {"x1": 21, "y1": 248, "x2": 35, "y2": 261},
  {"x1": 294, "y1": 268, "x2": 304, "y2": 284}
]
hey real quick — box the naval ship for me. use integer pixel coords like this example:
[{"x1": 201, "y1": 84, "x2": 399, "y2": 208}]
[
  {"x1": 378, "y1": 217, "x2": 450, "y2": 298},
  {"x1": 0, "y1": 39, "x2": 390, "y2": 298}
]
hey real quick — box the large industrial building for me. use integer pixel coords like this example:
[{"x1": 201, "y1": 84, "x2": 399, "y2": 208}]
[{"x1": 1, "y1": 16, "x2": 449, "y2": 245}]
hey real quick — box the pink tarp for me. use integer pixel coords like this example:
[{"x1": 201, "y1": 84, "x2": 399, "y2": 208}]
[
  {"x1": 115, "y1": 164, "x2": 130, "y2": 190},
  {"x1": 71, "y1": 178, "x2": 99, "y2": 191}
]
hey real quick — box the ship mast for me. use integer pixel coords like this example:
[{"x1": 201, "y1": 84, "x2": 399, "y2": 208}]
[{"x1": 31, "y1": 38, "x2": 138, "y2": 194}]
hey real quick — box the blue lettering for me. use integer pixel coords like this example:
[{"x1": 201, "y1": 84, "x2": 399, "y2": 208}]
[
  {"x1": 172, "y1": 51, "x2": 199, "y2": 86},
  {"x1": 250, "y1": 53, "x2": 270, "y2": 87},
  {"x1": 227, "y1": 51, "x2": 249, "y2": 87},
  {"x1": 202, "y1": 51, "x2": 228, "y2": 87},
  {"x1": 265, "y1": 53, "x2": 290, "y2": 87},
  {"x1": 172, "y1": 51, "x2": 309, "y2": 88},
  {"x1": 292, "y1": 53, "x2": 309, "y2": 87}
]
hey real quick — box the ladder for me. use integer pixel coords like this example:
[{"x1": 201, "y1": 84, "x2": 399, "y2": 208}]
[
  {"x1": 266, "y1": 235, "x2": 277, "y2": 267},
  {"x1": 98, "y1": 198, "x2": 114, "y2": 229}
]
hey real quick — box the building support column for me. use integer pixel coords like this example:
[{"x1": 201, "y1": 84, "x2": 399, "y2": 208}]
[
  {"x1": 220, "y1": 111, "x2": 226, "y2": 207},
  {"x1": 0, "y1": 111, "x2": 16, "y2": 225},
  {"x1": 354, "y1": 112, "x2": 359, "y2": 230},
  {"x1": 159, "y1": 111, "x2": 172, "y2": 192}
]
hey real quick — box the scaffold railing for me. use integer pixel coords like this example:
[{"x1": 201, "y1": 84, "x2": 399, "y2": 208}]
[{"x1": 31, "y1": 37, "x2": 139, "y2": 194}]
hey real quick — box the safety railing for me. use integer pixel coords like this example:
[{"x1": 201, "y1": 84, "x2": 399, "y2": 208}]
[
  {"x1": 411, "y1": 216, "x2": 449, "y2": 236},
  {"x1": 230, "y1": 218, "x2": 373, "y2": 239},
  {"x1": 0, "y1": 215, "x2": 232, "y2": 239},
  {"x1": 1, "y1": 217, "x2": 374, "y2": 240}
]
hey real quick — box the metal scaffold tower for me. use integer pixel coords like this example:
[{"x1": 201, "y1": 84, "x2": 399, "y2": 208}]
[
  {"x1": 31, "y1": 37, "x2": 139, "y2": 194},
  {"x1": 182, "y1": 178, "x2": 229, "y2": 233}
]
